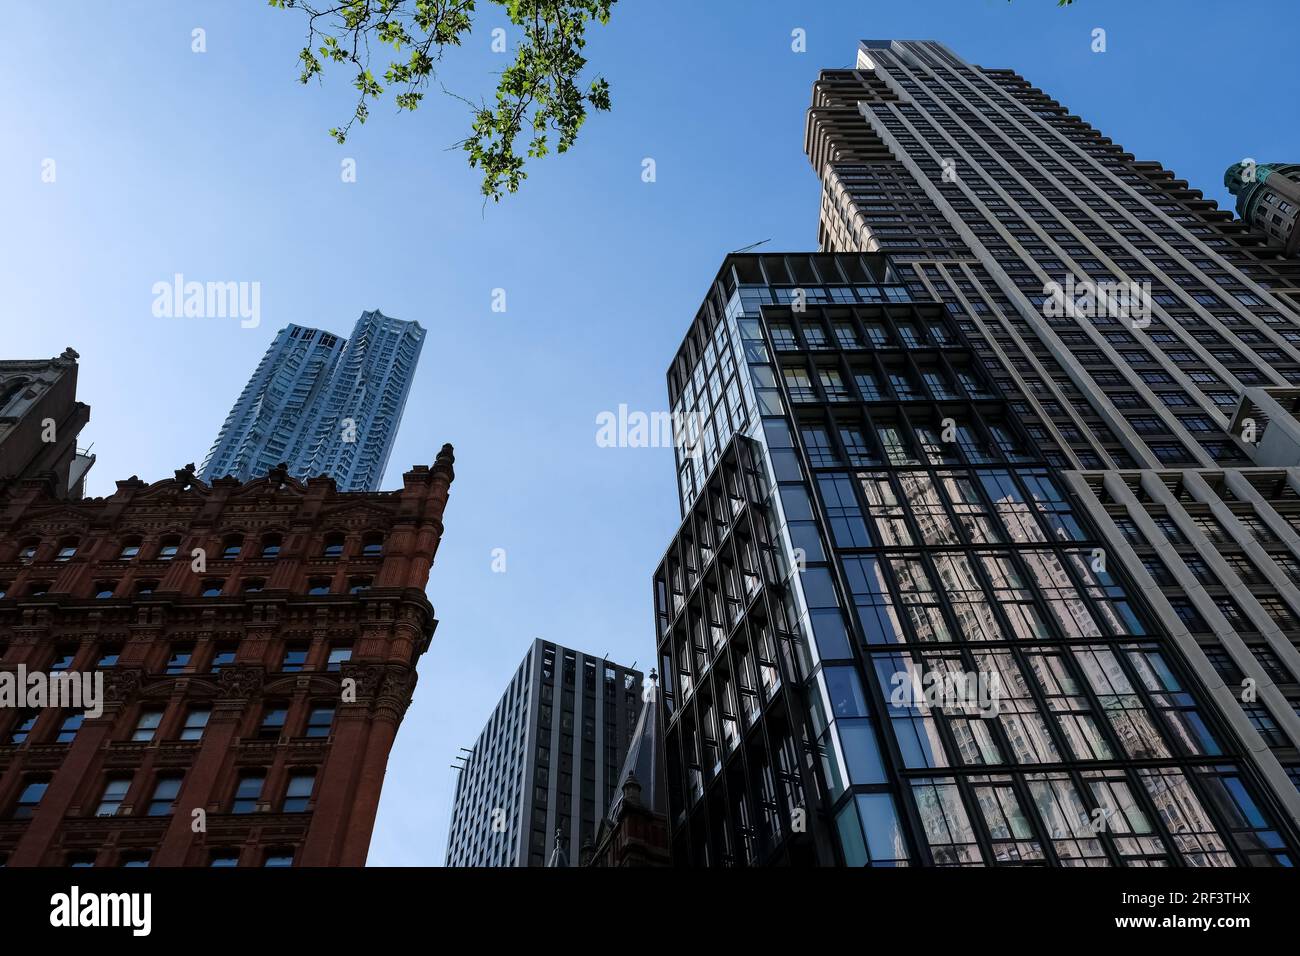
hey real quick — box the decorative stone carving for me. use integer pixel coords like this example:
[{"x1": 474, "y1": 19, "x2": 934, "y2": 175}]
[
  {"x1": 104, "y1": 669, "x2": 144, "y2": 702},
  {"x1": 217, "y1": 665, "x2": 264, "y2": 699}
]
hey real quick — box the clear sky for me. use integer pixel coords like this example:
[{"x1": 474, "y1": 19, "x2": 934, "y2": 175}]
[{"x1": 2, "y1": 0, "x2": 1295, "y2": 865}]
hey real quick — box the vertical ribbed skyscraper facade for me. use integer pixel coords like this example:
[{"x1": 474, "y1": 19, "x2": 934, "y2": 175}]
[
  {"x1": 199, "y1": 310, "x2": 424, "y2": 491},
  {"x1": 653, "y1": 40, "x2": 1300, "y2": 867},
  {"x1": 445, "y1": 641, "x2": 643, "y2": 867}
]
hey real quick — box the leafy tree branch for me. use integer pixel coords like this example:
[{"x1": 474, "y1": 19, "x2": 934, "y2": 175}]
[{"x1": 270, "y1": 0, "x2": 614, "y2": 200}]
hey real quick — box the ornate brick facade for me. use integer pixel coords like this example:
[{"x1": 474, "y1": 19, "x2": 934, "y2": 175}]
[
  {"x1": 0, "y1": 348, "x2": 94, "y2": 499},
  {"x1": 0, "y1": 445, "x2": 454, "y2": 866}
]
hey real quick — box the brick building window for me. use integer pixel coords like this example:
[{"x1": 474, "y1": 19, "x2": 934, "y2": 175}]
[
  {"x1": 209, "y1": 644, "x2": 237, "y2": 670},
  {"x1": 283, "y1": 771, "x2": 316, "y2": 812},
  {"x1": 304, "y1": 705, "x2": 335, "y2": 738},
  {"x1": 327, "y1": 645, "x2": 352, "y2": 672},
  {"x1": 281, "y1": 646, "x2": 308, "y2": 672},
  {"x1": 179, "y1": 707, "x2": 210, "y2": 741},
  {"x1": 96, "y1": 777, "x2": 131, "y2": 816},
  {"x1": 55, "y1": 712, "x2": 83, "y2": 744},
  {"x1": 147, "y1": 775, "x2": 183, "y2": 816},
  {"x1": 259, "y1": 703, "x2": 289, "y2": 738},
  {"x1": 9, "y1": 710, "x2": 39, "y2": 744},
  {"x1": 232, "y1": 771, "x2": 266, "y2": 813},
  {"x1": 132, "y1": 709, "x2": 163, "y2": 742},
  {"x1": 11, "y1": 777, "x2": 49, "y2": 819},
  {"x1": 165, "y1": 645, "x2": 193, "y2": 674}
]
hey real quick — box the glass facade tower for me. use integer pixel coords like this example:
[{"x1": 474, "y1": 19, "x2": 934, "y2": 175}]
[
  {"x1": 199, "y1": 309, "x2": 424, "y2": 492},
  {"x1": 652, "y1": 40, "x2": 1300, "y2": 867}
]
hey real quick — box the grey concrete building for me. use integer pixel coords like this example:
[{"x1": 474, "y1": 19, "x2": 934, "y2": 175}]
[{"x1": 445, "y1": 641, "x2": 643, "y2": 866}]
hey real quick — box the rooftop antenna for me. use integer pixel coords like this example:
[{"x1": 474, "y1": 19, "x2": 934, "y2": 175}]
[{"x1": 731, "y1": 238, "x2": 771, "y2": 255}]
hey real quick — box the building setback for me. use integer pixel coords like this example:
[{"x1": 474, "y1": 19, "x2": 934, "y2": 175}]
[
  {"x1": 652, "y1": 39, "x2": 1300, "y2": 866},
  {"x1": 200, "y1": 310, "x2": 425, "y2": 493},
  {"x1": 445, "y1": 640, "x2": 643, "y2": 867},
  {"x1": 0, "y1": 445, "x2": 454, "y2": 866}
]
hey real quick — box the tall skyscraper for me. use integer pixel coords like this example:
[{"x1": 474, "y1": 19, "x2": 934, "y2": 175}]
[
  {"x1": 652, "y1": 40, "x2": 1300, "y2": 867},
  {"x1": 445, "y1": 641, "x2": 643, "y2": 867},
  {"x1": 200, "y1": 309, "x2": 425, "y2": 492},
  {"x1": 0, "y1": 446, "x2": 455, "y2": 866},
  {"x1": 0, "y1": 348, "x2": 94, "y2": 499}
]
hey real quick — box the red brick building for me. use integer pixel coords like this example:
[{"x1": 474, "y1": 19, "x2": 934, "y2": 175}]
[{"x1": 0, "y1": 445, "x2": 455, "y2": 866}]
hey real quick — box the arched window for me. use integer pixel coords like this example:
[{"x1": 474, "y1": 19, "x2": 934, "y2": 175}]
[
  {"x1": 135, "y1": 580, "x2": 159, "y2": 596},
  {"x1": 361, "y1": 533, "x2": 384, "y2": 557},
  {"x1": 348, "y1": 576, "x2": 373, "y2": 594},
  {"x1": 156, "y1": 536, "x2": 181, "y2": 561},
  {"x1": 242, "y1": 578, "x2": 265, "y2": 594},
  {"x1": 307, "y1": 578, "x2": 331, "y2": 596},
  {"x1": 118, "y1": 537, "x2": 142, "y2": 560},
  {"x1": 261, "y1": 534, "x2": 282, "y2": 559},
  {"x1": 201, "y1": 581, "x2": 224, "y2": 597},
  {"x1": 55, "y1": 539, "x2": 78, "y2": 562},
  {"x1": 321, "y1": 533, "x2": 345, "y2": 558},
  {"x1": 221, "y1": 535, "x2": 243, "y2": 560},
  {"x1": 17, "y1": 540, "x2": 39, "y2": 563},
  {"x1": 94, "y1": 582, "x2": 117, "y2": 599},
  {"x1": 0, "y1": 377, "x2": 31, "y2": 414}
]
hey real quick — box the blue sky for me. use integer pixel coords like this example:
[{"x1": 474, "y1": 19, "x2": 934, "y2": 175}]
[{"x1": 2, "y1": 0, "x2": 1295, "y2": 865}]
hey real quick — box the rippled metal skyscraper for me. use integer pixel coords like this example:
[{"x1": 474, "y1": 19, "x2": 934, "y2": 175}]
[{"x1": 199, "y1": 310, "x2": 424, "y2": 491}]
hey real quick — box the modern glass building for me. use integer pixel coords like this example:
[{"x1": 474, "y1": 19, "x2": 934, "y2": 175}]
[
  {"x1": 445, "y1": 641, "x2": 643, "y2": 866},
  {"x1": 651, "y1": 40, "x2": 1300, "y2": 867},
  {"x1": 199, "y1": 309, "x2": 424, "y2": 492}
]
